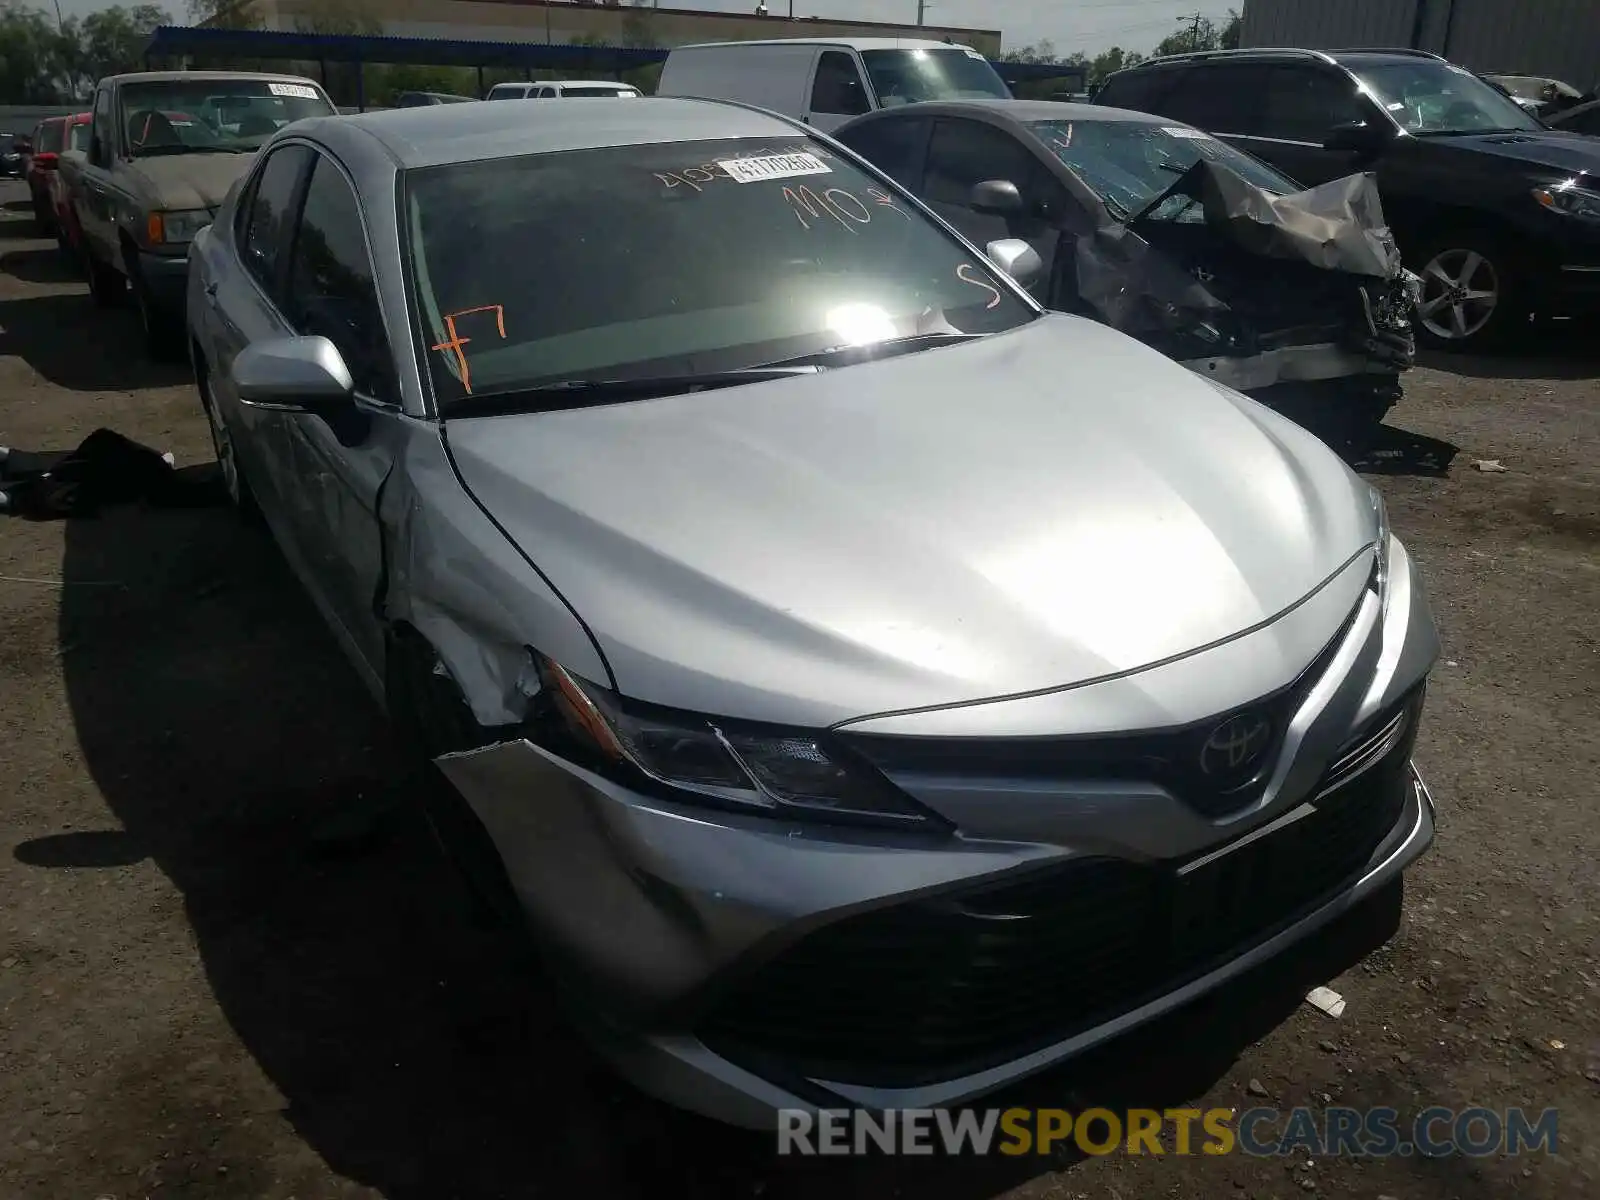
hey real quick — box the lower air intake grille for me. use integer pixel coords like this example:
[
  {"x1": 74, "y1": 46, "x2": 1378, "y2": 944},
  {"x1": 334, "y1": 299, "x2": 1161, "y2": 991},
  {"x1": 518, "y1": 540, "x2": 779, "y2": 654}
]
[{"x1": 699, "y1": 699, "x2": 1421, "y2": 1088}]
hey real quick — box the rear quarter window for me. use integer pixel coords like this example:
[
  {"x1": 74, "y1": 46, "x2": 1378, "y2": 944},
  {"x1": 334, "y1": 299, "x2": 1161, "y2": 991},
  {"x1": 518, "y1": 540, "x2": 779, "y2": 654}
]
[{"x1": 1095, "y1": 69, "x2": 1183, "y2": 115}]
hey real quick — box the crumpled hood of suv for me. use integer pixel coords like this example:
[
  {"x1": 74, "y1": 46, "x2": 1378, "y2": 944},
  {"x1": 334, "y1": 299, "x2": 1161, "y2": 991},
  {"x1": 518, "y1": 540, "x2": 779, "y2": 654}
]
[{"x1": 445, "y1": 315, "x2": 1377, "y2": 729}]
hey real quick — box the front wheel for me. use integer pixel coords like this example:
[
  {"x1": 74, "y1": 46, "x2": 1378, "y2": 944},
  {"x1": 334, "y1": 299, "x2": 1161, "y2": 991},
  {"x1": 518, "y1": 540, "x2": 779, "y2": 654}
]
[
  {"x1": 1410, "y1": 232, "x2": 1526, "y2": 351},
  {"x1": 197, "y1": 359, "x2": 259, "y2": 522},
  {"x1": 388, "y1": 631, "x2": 533, "y2": 942},
  {"x1": 85, "y1": 247, "x2": 125, "y2": 308},
  {"x1": 125, "y1": 255, "x2": 183, "y2": 361}
]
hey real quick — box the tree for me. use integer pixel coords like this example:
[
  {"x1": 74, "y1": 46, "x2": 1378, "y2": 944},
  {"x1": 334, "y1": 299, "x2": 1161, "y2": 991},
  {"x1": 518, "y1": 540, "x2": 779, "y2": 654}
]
[
  {"x1": 186, "y1": 0, "x2": 262, "y2": 30},
  {"x1": 71, "y1": 5, "x2": 171, "y2": 91},
  {"x1": 1220, "y1": 9, "x2": 1243, "y2": 50},
  {"x1": 1153, "y1": 17, "x2": 1219, "y2": 58},
  {"x1": 294, "y1": 0, "x2": 381, "y2": 36},
  {"x1": 0, "y1": 5, "x2": 75, "y2": 104},
  {"x1": 1088, "y1": 46, "x2": 1145, "y2": 88},
  {"x1": 620, "y1": 0, "x2": 658, "y2": 49},
  {"x1": 1000, "y1": 39, "x2": 1062, "y2": 65}
]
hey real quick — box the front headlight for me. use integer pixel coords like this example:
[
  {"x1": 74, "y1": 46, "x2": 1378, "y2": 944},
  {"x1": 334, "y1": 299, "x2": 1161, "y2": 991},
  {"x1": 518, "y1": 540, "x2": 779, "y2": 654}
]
[
  {"x1": 1532, "y1": 180, "x2": 1600, "y2": 223},
  {"x1": 146, "y1": 208, "x2": 212, "y2": 246},
  {"x1": 1370, "y1": 485, "x2": 1392, "y2": 607},
  {"x1": 533, "y1": 656, "x2": 938, "y2": 827}
]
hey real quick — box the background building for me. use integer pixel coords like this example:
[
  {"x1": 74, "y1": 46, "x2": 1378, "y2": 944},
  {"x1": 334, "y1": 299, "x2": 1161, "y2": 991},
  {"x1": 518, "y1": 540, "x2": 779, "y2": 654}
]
[
  {"x1": 238, "y1": 0, "x2": 1003, "y2": 57},
  {"x1": 1241, "y1": 0, "x2": 1598, "y2": 89}
]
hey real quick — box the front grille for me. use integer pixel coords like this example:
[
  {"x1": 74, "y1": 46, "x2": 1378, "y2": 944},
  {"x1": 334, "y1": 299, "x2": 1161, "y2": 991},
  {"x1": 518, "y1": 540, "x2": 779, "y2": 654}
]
[
  {"x1": 699, "y1": 695, "x2": 1420, "y2": 1088},
  {"x1": 841, "y1": 608, "x2": 1358, "y2": 819}
]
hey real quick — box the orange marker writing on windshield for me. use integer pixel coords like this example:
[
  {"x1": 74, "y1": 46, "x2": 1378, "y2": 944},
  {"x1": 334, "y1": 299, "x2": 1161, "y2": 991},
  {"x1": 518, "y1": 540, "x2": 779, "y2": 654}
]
[{"x1": 431, "y1": 304, "x2": 506, "y2": 394}]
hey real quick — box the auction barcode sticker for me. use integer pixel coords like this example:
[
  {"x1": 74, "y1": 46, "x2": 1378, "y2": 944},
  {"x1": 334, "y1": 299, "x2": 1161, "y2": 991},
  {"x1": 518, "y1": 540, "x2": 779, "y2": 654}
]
[
  {"x1": 268, "y1": 82, "x2": 320, "y2": 99},
  {"x1": 716, "y1": 153, "x2": 832, "y2": 183}
]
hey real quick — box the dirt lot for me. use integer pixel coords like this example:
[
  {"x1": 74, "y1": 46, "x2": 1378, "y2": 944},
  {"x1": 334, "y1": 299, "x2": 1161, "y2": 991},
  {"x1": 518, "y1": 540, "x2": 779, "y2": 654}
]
[{"x1": 0, "y1": 180, "x2": 1596, "y2": 1200}]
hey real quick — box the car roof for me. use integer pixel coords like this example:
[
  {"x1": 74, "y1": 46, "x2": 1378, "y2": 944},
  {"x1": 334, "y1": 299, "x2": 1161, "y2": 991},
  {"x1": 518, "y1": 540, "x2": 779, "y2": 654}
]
[
  {"x1": 307, "y1": 95, "x2": 803, "y2": 169},
  {"x1": 105, "y1": 70, "x2": 325, "y2": 86},
  {"x1": 674, "y1": 37, "x2": 972, "y2": 52}
]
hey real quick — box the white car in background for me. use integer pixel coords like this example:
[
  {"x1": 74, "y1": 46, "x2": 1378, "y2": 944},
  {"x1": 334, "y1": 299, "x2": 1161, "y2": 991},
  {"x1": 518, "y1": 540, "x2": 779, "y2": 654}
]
[{"x1": 486, "y1": 80, "x2": 641, "y2": 100}]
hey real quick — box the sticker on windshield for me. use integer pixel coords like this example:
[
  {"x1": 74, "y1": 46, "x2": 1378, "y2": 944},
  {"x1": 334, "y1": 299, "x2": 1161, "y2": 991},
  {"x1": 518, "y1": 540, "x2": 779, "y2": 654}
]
[
  {"x1": 1161, "y1": 126, "x2": 1214, "y2": 139},
  {"x1": 716, "y1": 152, "x2": 831, "y2": 184},
  {"x1": 267, "y1": 82, "x2": 320, "y2": 99}
]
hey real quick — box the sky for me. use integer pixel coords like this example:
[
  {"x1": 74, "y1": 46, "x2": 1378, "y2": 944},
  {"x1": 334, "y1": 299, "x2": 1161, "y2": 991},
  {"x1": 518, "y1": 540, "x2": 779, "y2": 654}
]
[{"x1": 46, "y1": 0, "x2": 1242, "y2": 57}]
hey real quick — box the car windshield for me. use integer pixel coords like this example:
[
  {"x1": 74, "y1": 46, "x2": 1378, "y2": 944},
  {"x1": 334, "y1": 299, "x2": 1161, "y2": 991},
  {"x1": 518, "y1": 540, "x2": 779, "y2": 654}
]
[
  {"x1": 861, "y1": 48, "x2": 1011, "y2": 107},
  {"x1": 404, "y1": 136, "x2": 1034, "y2": 409},
  {"x1": 1353, "y1": 61, "x2": 1540, "y2": 134},
  {"x1": 120, "y1": 78, "x2": 334, "y2": 154},
  {"x1": 1030, "y1": 118, "x2": 1296, "y2": 222}
]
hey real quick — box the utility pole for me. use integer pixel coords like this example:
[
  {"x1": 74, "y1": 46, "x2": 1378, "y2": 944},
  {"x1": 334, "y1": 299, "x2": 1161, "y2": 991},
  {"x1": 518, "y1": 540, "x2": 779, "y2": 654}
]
[{"x1": 1178, "y1": 11, "x2": 1207, "y2": 51}]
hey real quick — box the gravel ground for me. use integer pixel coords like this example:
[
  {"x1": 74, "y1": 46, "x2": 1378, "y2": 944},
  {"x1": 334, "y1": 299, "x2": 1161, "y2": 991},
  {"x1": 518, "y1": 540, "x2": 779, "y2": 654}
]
[{"x1": 0, "y1": 181, "x2": 1595, "y2": 1200}]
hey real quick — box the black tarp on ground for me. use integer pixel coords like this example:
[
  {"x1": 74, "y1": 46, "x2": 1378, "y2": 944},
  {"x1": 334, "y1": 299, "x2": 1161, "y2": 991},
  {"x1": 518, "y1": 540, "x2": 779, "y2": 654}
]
[{"x1": 0, "y1": 429, "x2": 220, "y2": 519}]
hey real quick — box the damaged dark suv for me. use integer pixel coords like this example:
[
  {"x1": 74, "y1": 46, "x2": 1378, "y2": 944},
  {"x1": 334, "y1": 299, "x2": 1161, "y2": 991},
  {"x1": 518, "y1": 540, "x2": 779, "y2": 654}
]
[{"x1": 834, "y1": 99, "x2": 1418, "y2": 438}]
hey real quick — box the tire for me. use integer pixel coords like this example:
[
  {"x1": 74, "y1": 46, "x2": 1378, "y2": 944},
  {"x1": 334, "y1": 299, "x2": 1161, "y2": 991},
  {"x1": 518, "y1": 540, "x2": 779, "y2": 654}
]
[
  {"x1": 1409, "y1": 229, "x2": 1527, "y2": 352},
  {"x1": 196, "y1": 358, "x2": 261, "y2": 522},
  {"x1": 387, "y1": 631, "x2": 534, "y2": 942},
  {"x1": 125, "y1": 251, "x2": 183, "y2": 362},
  {"x1": 85, "y1": 247, "x2": 125, "y2": 308}
]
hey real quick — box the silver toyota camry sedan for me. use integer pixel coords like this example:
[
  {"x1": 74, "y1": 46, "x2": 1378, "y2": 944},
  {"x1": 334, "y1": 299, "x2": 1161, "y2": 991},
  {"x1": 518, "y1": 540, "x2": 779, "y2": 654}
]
[{"x1": 186, "y1": 97, "x2": 1439, "y2": 1129}]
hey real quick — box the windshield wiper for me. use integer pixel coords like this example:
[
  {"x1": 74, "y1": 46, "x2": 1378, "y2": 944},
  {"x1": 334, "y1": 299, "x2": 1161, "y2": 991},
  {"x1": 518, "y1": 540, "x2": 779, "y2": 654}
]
[
  {"x1": 445, "y1": 365, "x2": 825, "y2": 416},
  {"x1": 133, "y1": 144, "x2": 245, "y2": 157},
  {"x1": 1412, "y1": 126, "x2": 1534, "y2": 137},
  {"x1": 763, "y1": 331, "x2": 985, "y2": 368}
]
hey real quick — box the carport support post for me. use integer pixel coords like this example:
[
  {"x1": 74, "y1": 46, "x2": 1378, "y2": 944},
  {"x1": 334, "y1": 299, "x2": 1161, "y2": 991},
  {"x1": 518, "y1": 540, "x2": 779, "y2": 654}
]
[
  {"x1": 477, "y1": 64, "x2": 485, "y2": 98},
  {"x1": 355, "y1": 49, "x2": 366, "y2": 112}
]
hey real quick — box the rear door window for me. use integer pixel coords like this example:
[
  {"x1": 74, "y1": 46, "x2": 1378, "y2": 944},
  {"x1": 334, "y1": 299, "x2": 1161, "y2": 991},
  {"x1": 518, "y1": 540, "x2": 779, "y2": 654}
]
[
  {"x1": 1158, "y1": 64, "x2": 1276, "y2": 135},
  {"x1": 1259, "y1": 66, "x2": 1366, "y2": 141},
  {"x1": 1095, "y1": 69, "x2": 1183, "y2": 115}
]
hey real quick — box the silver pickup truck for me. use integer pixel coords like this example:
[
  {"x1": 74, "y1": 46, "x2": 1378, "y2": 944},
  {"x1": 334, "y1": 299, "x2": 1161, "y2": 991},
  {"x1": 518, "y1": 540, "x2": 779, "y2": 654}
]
[{"x1": 63, "y1": 70, "x2": 336, "y2": 358}]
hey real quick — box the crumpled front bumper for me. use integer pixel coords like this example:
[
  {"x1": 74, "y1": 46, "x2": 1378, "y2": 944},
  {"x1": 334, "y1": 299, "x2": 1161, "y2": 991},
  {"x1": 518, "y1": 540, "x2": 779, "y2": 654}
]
[{"x1": 436, "y1": 540, "x2": 1439, "y2": 1130}]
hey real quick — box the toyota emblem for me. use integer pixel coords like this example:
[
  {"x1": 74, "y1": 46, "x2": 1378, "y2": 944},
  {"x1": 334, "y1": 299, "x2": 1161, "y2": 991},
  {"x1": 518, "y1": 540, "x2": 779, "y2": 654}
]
[{"x1": 1200, "y1": 713, "x2": 1272, "y2": 778}]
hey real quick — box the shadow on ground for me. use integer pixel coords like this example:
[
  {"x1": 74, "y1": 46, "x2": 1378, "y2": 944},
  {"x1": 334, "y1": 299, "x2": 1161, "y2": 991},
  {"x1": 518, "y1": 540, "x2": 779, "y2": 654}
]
[
  {"x1": 1418, "y1": 320, "x2": 1599, "y2": 382},
  {"x1": 12, "y1": 491, "x2": 1407, "y2": 1199},
  {"x1": 0, "y1": 291, "x2": 188, "y2": 391},
  {"x1": 1348, "y1": 423, "x2": 1461, "y2": 477},
  {"x1": 1, "y1": 245, "x2": 78, "y2": 286}
]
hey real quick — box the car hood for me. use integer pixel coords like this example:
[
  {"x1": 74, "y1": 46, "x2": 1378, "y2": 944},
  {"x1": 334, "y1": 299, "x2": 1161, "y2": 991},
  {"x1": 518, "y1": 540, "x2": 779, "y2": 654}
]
[
  {"x1": 126, "y1": 152, "x2": 255, "y2": 211},
  {"x1": 1438, "y1": 128, "x2": 1600, "y2": 178},
  {"x1": 445, "y1": 315, "x2": 1377, "y2": 729}
]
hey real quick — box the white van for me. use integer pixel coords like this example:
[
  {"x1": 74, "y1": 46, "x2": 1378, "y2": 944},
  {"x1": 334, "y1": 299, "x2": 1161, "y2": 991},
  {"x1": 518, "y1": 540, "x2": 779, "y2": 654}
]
[
  {"x1": 486, "y1": 80, "x2": 641, "y2": 100},
  {"x1": 655, "y1": 37, "x2": 1011, "y2": 132}
]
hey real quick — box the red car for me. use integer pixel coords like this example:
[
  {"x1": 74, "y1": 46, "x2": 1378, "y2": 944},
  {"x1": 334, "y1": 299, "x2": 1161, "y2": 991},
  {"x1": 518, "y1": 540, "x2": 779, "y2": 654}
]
[{"x1": 33, "y1": 112, "x2": 90, "y2": 248}]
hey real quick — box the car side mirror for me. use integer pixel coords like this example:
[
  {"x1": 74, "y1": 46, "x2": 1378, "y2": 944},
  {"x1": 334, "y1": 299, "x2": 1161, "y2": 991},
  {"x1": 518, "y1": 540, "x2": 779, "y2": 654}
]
[
  {"x1": 1323, "y1": 120, "x2": 1388, "y2": 155},
  {"x1": 985, "y1": 238, "x2": 1043, "y2": 288},
  {"x1": 232, "y1": 335, "x2": 355, "y2": 413},
  {"x1": 971, "y1": 178, "x2": 1025, "y2": 215}
]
